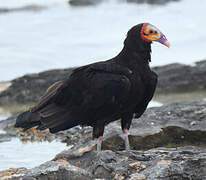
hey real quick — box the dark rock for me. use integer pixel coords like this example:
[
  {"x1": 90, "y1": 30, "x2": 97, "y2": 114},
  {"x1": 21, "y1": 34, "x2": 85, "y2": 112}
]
[
  {"x1": 0, "y1": 160, "x2": 92, "y2": 180},
  {"x1": 0, "y1": 168, "x2": 26, "y2": 180},
  {"x1": 0, "y1": 134, "x2": 12, "y2": 143},
  {"x1": 0, "y1": 5, "x2": 47, "y2": 14},
  {"x1": 1, "y1": 60, "x2": 206, "y2": 105},
  {"x1": 0, "y1": 100, "x2": 206, "y2": 178},
  {"x1": 0, "y1": 115, "x2": 18, "y2": 142},
  {"x1": 1, "y1": 146, "x2": 205, "y2": 179},
  {"x1": 123, "y1": 0, "x2": 180, "y2": 5},
  {"x1": 102, "y1": 100, "x2": 206, "y2": 151},
  {"x1": 68, "y1": 0, "x2": 104, "y2": 6},
  {"x1": 0, "y1": 68, "x2": 74, "y2": 105},
  {"x1": 154, "y1": 60, "x2": 206, "y2": 93}
]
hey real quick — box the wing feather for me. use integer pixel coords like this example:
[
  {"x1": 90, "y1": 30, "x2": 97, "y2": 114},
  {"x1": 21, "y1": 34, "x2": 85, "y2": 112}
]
[
  {"x1": 31, "y1": 81, "x2": 64, "y2": 112},
  {"x1": 29, "y1": 62, "x2": 132, "y2": 133}
]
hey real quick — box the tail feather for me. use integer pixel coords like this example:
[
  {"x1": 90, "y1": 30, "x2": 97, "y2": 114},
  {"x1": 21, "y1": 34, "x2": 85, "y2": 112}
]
[
  {"x1": 49, "y1": 120, "x2": 77, "y2": 133},
  {"x1": 37, "y1": 103, "x2": 79, "y2": 133},
  {"x1": 15, "y1": 111, "x2": 41, "y2": 131},
  {"x1": 41, "y1": 111, "x2": 79, "y2": 133},
  {"x1": 15, "y1": 107, "x2": 80, "y2": 133}
]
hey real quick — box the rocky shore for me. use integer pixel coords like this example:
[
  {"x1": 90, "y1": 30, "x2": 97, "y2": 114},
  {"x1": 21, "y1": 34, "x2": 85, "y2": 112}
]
[
  {"x1": 0, "y1": 60, "x2": 206, "y2": 179},
  {"x1": 0, "y1": 100, "x2": 206, "y2": 179},
  {"x1": 1, "y1": 146, "x2": 206, "y2": 180}
]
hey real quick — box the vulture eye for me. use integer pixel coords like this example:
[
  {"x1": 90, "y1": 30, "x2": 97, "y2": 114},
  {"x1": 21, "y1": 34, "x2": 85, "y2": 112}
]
[{"x1": 149, "y1": 30, "x2": 154, "y2": 34}]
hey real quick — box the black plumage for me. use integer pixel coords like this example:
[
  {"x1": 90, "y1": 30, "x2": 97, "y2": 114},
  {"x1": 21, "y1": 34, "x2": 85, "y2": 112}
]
[{"x1": 15, "y1": 23, "x2": 165, "y2": 150}]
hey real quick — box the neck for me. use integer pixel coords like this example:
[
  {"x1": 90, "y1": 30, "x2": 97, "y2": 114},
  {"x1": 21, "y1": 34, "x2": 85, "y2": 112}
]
[{"x1": 115, "y1": 39, "x2": 152, "y2": 68}]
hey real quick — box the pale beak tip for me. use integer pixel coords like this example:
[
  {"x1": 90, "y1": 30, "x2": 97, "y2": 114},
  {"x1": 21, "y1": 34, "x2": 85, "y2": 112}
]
[{"x1": 164, "y1": 40, "x2": 170, "y2": 48}]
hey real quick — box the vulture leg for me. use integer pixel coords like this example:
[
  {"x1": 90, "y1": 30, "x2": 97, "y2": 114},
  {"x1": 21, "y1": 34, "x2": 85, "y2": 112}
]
[
  {"x1": 93, "y1": 121, "x2": 105, "y2": 152},
  {"x1": 97, "y1": 136, "x2": 103, "y2": 152},
  {"x1": 123, "y1": 129, "x2": 130, "y2": 150},
  {"x1": 121, "y1": 113, "x2": 133, "y2": 150}
]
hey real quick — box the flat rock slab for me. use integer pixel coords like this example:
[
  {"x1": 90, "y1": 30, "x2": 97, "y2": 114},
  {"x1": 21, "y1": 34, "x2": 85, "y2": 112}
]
[{"x1": 1, "y1": 146, "x2": 205, "y2": 179}]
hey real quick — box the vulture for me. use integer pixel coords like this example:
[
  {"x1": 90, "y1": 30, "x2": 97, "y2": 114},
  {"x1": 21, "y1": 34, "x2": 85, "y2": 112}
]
[{"x1": 15, "y1": 23, "x2": 169, "y2": 151}]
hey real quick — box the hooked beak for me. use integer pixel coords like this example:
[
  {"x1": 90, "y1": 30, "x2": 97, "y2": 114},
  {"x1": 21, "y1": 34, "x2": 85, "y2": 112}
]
[
  {"x1": 157, "y1": 33, "x2": 170, "y2": 48},
  {"x1": 162, "y1": 40, "x2": 170, "y2": 48}
]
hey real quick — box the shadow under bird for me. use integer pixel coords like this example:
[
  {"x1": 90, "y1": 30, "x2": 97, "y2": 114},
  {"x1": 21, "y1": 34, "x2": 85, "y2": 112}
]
[{"x1": 15, "y1": 23, "x2": 170, "y2": 151}]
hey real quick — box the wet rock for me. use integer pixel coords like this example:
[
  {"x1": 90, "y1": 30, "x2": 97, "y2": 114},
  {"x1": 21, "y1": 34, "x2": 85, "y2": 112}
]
[
  {"x1": 0, "y1": 168, "x2": 26, "y2": 180},
  {"x1": 103, "y1": 100, "x2": 206, "y2": 151},
  {"x1": 0, "y1": 60, "x2": 206, "y2": 105},
  {"x1": 0, "y1": 160, "x2": 92, "y2": 180},
  {"x1": 1, "y1": 146, "x2": 205, "y2": 179},
  {"x1": 0, "y1": 100, "x2": 206, "y2": 178},
  {"x1": 154, "y1": 60, "x2": 206, "y2": 93},
  {"x1": 0, "y1": 5, "x2": 47, "y2": 14},
  {"x1": 69, "y1": 0, "x2": 104, "y2": 6},
  {"x1": 123, "y1": 0, "x2": 180, "y2": 5}
]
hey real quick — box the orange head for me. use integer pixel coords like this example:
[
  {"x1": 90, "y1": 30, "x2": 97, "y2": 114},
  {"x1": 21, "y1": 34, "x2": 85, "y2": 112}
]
[{"x1": 140, "y1": 23, "x2": 170, "y2": 47}]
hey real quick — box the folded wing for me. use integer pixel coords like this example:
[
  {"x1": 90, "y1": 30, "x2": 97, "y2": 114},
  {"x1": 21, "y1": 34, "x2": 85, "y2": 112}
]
[{"x1": 15, "y1": 61, "x2": 132, "y2": 133}]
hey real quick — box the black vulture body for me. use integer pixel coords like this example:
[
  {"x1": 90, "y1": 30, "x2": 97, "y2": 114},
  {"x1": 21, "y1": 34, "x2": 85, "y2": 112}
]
[{"x1": 15, "y1": 24, "x2": 157, "y2": 143}]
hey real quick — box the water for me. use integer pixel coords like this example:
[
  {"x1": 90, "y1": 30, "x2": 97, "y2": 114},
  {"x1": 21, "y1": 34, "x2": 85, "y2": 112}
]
[
  {"x1": 0, "y1": 139, "x2": 67, "y2": 170},
  {"x1": 0, "y1": 114, "x2": 10, "y2": 121},
  {"x1": 0, "y1": 0, "x2": 205, "y2": 81},
  {"x1": 0, "y1": 114, "x2": 68, "y2": 170}
]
